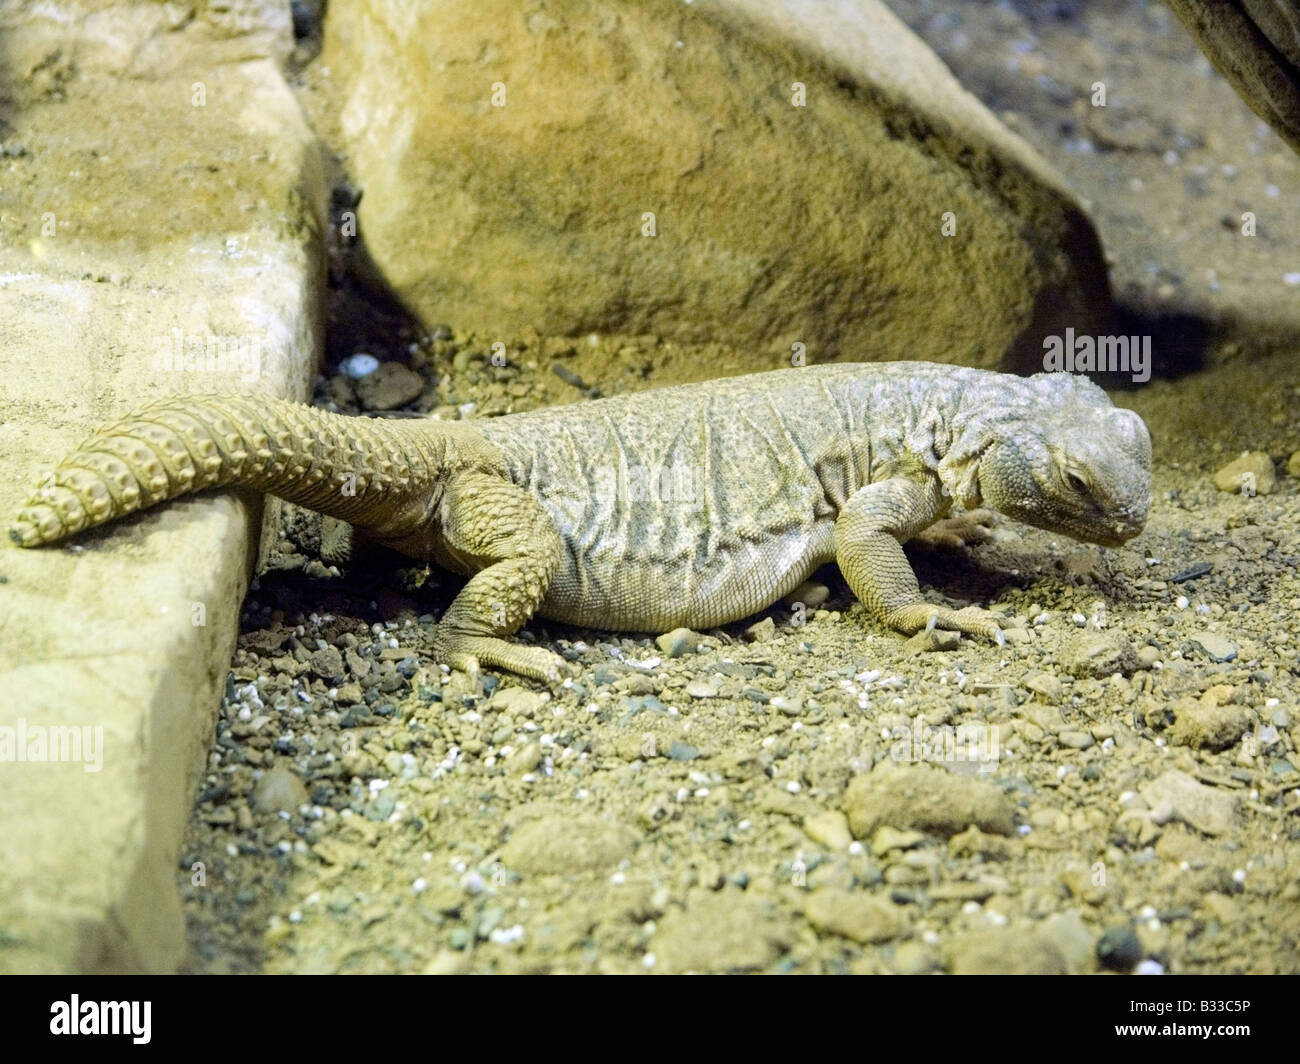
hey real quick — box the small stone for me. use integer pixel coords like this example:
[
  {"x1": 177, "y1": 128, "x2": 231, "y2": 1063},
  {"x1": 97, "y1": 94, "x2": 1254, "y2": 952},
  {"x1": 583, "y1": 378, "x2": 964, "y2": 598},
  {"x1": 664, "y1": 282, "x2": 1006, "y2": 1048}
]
[
  {"x1": 652, "y1": 890, "x2": 790, "y2": 973},
  {"x1": 871, "y1": 825, "x2": 927, "y2": 855},
  {"x1": 252, "y1": 763, "x2": 308, "y2": 814},
  {"x1": 783, "y1": 580, "x2": 830, "y2": 611},
  {"x1": 501, "y1": 816, "x2": 640, "y2": 874},
  {"x1": 1062, "y1": 631, "x2": 1139, "y2": 678},
  {"x1": 667, "y1": 740, "x2": 700, "y2": 762},
  {"x1": 655, "y1": 628, "x2": 702, "y2": 658},
  {"x1": 504, "y1": 741, "x2": 542, "y2": 775},
  {"x1": 1201, "y1": 892, "x2": 1243, "y2": 925},
  {"x1": 1139, "y1": 769, "x2": 1240, "y2": 837},
  {"x1": 744, "y1": 617, "x2": 776, "y2": 643},
  {"x1": 354, "y1": 361, "x2": 425, "y2": 411},
  {"x1": 903, "y1": 627, "x2": 962, "y2": 653},
  {"x1": 423, "y1": 948, "x2": 469, "y2": 975},
  {"x1": 844, "y1": 762, "x2": 1016, "y2": 839},
  {"x1": 892, "y1": 940, "x2": 936, "y2": 975},
  {"x1": 1058, "y1": 730, "x2": 1095, "y2": 750},
  {"x1": 1189, "y1": 632, "x2": 1238, "y2": 663},
  {"x1": 1024, "y1": 672, "x2": 1063, "y2": 703},
  {"x1": 1039, "y1": 912, "x2": 1095, "y2": 974},
  {"x1": 1211, "y1": 451, "x2": 1276, "y2": 495},
  {"x1": 1169, "y1": 696, "x2": 1252, "y2": 750},
  {"x1": 308, "y1": 644, "x2": 345, "y2": 683},
  {"x1": 805, "y1": 889, "x2": 908, "y2": 945},
  {"x1": 1135, "y1": 645, "x2": 1161, "y2": 670},
  {"x1": 1096, "y1": 925, "x2": 1143, "y2": 971},
  {"x1": 685, "y1": 678, "x2": 719, "y2": 699},
  {"x1": 1288, "y1": 449, "x2": 1300, "y2": 478},
  {"x1": 948, "y1": 928, "x2": 1068, "y2": 975},
  {"x1": 339, "y1": 352, "x2": 380, "y2": 379},
  {"x1": 770, "y1": 695, "x2": 803, "y2": 716},
  {"x1": 489, "y1": 687, "x2": 548, "y2": 718},
  {"x1": 803, "y1": 810, "x2": 854, "y2": 851}
]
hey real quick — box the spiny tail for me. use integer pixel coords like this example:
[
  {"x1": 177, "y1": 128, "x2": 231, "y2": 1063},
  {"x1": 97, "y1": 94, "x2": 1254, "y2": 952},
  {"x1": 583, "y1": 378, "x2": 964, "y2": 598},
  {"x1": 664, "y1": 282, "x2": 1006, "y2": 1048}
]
[{"x1": 10, "y1": 394, "x2": 446, "y2": 547}]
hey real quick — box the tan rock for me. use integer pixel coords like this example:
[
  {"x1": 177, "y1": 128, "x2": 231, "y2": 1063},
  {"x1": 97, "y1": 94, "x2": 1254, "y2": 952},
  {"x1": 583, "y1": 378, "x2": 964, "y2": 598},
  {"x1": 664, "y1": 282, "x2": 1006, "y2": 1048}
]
[
  {"x1": 652, "y1": 889, "x2": 791, "y2": 972},
  {"x1": 322, "y1": 0, "x2": 1109, "y2": 370},
  {"x1": 1212, "y1": 452, "x2": 1277, "y2": 495},
  {"x1": 805, "y1": 889, "x2": 909, "y2": 945},
  {"x1": 843, "y1": 761, "x2": 1016, "y2": 839},
  {"x1": 501, "y1": 815, "x2": 640, "y2": 875},
  {"x1": 0, "y1": 1, "x2": 323, "y2": 974}
]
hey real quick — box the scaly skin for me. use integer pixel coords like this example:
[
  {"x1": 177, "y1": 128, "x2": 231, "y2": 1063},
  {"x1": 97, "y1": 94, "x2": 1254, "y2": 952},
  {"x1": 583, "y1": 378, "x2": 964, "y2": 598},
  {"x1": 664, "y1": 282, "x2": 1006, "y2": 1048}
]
[{"x1": 10, "y1": 363, "x2": 1152, "y2": 682}]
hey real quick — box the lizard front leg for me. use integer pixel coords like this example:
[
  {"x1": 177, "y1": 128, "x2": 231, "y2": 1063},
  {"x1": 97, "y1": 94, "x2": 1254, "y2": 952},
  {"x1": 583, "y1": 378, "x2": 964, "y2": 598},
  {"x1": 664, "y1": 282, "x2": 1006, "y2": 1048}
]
[
  {"x1": 432, "y1": 470, "x2": 568, "y2": 683},
  {"x1": 834, "y1": 478, "x2": 1004, "y2": 643}
]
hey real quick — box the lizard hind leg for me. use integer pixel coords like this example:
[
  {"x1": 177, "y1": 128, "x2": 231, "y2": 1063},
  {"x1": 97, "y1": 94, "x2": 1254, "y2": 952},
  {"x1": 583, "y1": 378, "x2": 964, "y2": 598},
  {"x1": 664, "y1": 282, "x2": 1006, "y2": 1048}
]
[{"x1": 431, "y1": 471, "x2": 569, "y2": 684}]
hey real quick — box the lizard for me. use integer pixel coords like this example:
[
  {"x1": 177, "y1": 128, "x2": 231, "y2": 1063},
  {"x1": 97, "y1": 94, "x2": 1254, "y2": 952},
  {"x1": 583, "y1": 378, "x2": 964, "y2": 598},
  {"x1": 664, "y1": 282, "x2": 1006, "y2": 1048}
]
[{"x1": 9, "y1": 362, "x2": 1152, "y2": 682}]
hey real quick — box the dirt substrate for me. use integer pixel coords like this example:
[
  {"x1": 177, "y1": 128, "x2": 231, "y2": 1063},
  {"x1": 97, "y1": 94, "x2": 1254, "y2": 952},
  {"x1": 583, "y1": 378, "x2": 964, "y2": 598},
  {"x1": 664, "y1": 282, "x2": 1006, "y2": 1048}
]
[
  {"x1": 178, "y1": 0, "x2": 1300, "y2": 974},
  {"x1": 177, "y1": 332, "x2": 1300, "y2": 975}
]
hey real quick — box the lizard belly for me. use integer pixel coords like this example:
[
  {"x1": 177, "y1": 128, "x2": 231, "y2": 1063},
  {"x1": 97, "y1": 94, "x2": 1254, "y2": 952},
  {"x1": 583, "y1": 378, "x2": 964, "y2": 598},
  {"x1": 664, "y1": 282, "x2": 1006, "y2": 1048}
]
[{"x1": 536, "y1": 509, "x2": 836, "y2": 632}]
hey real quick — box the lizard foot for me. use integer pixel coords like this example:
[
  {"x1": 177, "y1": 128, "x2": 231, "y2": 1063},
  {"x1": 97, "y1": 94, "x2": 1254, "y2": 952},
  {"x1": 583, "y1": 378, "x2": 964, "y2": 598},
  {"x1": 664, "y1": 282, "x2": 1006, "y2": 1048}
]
[
  {"x1": 910, "y1": 509, "x2": 995, "y2": 550},
  {"x1": 434, "y1": 631, "x2": 570, "y2": 684},
  {"x1": 885, "y1": 602, "x2": 1006, "y2": 645}
]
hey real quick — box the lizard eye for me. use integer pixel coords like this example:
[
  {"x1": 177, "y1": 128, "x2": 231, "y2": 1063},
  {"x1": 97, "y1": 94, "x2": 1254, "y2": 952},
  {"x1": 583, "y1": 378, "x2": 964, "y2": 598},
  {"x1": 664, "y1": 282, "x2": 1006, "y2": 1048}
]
[{"x1": 1066, "y1": 471, "x2": 1089, "y2": 494}]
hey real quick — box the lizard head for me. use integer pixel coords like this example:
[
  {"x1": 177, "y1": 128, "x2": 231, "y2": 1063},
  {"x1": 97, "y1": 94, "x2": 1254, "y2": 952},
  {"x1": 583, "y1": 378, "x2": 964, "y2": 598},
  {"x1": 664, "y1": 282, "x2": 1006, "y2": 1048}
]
[{"x1": 971, "y1": 373, "x2": 1152, "y2": 547}]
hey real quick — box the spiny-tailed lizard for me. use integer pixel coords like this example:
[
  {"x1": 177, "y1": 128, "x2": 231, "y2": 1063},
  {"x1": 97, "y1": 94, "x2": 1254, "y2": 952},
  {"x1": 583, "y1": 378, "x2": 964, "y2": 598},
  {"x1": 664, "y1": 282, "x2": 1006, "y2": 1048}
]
[{"x1": 10, "y1": 363, "x2": 1151, "y2": 682}]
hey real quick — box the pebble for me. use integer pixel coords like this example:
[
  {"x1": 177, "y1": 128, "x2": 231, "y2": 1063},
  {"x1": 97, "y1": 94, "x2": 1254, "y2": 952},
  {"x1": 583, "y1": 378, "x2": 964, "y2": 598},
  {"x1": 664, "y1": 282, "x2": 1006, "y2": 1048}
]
[
  {"x1": 891, "y1": 940, "x2": 936, "y2": 975},
  {"x1": 1058, "y1": 730, "x2": 1095, "y2": 750},
  {"x1": 803, "y1": 810, "x2": 854, "y2": 851},
  {"x1": 501, "y1": 816, "x2": 640, "y2": 874},
  {"x1": 1169, "y1": 696, "x2": 1252, "y2": 750},
  {"x1": 744, "y1": 617, "x2": 776, "y2": 643},
  {"x1": 783, "y1": 580, "x2": 830, "y2": 610},
  {"x1": 252, "y1": 763, "x2": 308, "y2": 814},
  {"x1": 871, "y1": 825, "x2": 927, "y2": 855},
  {"x1": 655, "y1": 628, "x2": 702, "y2": 658},
  {"x1": 504, "y1": 741, "x2": 542, "y2": 775},
  {"x1": 652, "y1": 890, "x2": 791, "y2": 972},
  {"x1": 1024, "y1": 671, "x2": 1063, "y2": 703},
  {"x1": 354, "y1": 362, "x2": 425, "y2": 411},
  {"x1": 1189, "y1": 632, "x2": 1238, "y2": 663},
  {"x1": 1039, "y1": 912, "x2": 1095, "y2": 973},
  {"x1": 1062, "y1": 631, "x2": 1139, "y2": 678},
  {"x1": 489, "y1": 687, "x2": 548, "y2": 718},
  {"x1": 1096, "y1": 925, "x2": 1143, "y2": 971},
  {"x1": 1202, "y1": 892, "x2": 1243, "y2": 924},
  {"x1": 948, "y1": 927, "x2": 1068, "y2": 975},
  {"x1": 804, "y1": 889, "x2": 909, "y2": 945},
  {"x1": 1140, "y1": 769, "x2": 1240, "y2": 837},
  {"x1": 843, "y1": 762, "x2": 1016, "y2": 839},
  {"x1": 904, "y1": 627, "x2": 962, "y2": 653},
  {"x1": 685, "y1": 678, "x2": 719, "y2": 699},
  {"x1": 1211, "y1": 452, "x2": 1276, "y2": 495},
  {"x1": 339, "y1": 352, "x2": 380, "y2": 378}
]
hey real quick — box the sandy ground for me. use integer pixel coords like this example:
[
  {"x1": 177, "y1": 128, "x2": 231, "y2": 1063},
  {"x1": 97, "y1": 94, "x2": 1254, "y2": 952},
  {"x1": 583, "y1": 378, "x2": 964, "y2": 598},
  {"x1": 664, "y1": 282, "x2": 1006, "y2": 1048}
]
[{"x1": 178, "y1": 1, "x2": 1300, "y2": 974}]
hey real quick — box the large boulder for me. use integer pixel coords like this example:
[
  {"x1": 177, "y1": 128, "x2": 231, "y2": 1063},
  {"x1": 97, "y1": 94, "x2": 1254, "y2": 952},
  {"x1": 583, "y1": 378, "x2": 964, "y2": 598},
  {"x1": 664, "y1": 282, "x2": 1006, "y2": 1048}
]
[{"x1": 322, "y1": 0, "x2": 1110, "y2": 369}]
